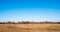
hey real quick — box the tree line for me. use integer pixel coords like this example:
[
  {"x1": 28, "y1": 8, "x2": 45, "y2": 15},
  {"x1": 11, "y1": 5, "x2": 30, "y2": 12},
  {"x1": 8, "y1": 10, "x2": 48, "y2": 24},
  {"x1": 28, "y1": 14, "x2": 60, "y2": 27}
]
[{"x1": 0, "y1": 21, "x2": 60, "y2": 24}]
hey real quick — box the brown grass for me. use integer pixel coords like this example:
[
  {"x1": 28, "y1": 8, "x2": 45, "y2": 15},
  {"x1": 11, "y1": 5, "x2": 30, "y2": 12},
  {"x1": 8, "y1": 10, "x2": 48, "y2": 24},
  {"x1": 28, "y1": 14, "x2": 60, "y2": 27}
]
[{"x1": 0, "y1": 24, "x2": 60, "y2": 32}]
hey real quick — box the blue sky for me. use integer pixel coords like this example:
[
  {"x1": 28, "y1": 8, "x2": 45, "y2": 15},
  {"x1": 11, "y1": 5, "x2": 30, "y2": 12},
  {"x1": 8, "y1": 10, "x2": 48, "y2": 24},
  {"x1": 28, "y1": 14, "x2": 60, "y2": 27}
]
[{"x1": 0, "y1": 0, "x2": 60, "y2": 22}]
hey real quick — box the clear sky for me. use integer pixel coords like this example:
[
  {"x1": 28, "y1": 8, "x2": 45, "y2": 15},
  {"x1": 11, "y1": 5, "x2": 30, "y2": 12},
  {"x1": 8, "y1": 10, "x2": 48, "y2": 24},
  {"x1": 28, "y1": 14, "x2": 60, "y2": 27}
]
[{"x1": 0, "y1": 0, "x2": 60, "y2": 22}]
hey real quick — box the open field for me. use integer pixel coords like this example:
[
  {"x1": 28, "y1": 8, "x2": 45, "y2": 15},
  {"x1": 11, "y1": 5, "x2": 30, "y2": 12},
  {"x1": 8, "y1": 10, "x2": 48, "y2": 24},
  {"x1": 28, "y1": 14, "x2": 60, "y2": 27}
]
[{"x1": 0, "y1": 24, "x2": 60, "y2": 32}]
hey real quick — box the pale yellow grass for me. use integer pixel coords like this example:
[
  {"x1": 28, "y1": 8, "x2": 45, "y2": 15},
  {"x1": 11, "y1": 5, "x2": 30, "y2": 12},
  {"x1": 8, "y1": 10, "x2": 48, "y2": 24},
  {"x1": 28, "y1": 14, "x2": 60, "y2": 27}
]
[{"x1": 0, "y1": 24, "x2": 60, "y2": 32}]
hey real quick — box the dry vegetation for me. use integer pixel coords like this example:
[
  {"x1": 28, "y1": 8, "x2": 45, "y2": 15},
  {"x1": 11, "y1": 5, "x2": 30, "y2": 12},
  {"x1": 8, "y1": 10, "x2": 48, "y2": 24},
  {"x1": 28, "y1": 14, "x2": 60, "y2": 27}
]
[{"x1": 0, "y1": 24, "x2": 60, "y2": 32}]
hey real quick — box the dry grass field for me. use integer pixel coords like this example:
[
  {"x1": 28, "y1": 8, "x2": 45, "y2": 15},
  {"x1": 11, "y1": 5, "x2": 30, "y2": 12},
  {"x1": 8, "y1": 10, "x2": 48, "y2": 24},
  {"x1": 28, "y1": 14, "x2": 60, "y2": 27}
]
[{"x1": 0, "y1": 24, "x2": 60, "y2": 32}]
